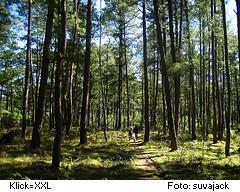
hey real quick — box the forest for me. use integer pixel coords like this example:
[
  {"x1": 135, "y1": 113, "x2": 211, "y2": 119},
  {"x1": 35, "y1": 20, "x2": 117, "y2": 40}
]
[{"x1": 0, "y1": 0, "x2": 240, "y2": 180}]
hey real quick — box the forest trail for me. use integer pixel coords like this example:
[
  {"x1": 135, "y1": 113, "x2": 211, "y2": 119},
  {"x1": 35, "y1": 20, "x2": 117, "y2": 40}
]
[{"x1": 130, "y1": 142, "x2": 164, "y2": 179}]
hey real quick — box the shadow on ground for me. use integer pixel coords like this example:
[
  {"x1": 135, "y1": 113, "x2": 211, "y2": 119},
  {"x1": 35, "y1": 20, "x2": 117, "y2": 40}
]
[
  {"x1": 1, "y1": 130, "x2": 240, "y2": 180},
  {"x1": 0, "y1": 141, "x2": 143, "y2": 179},
  {"x1": 158, "y1": 161, "x2": 240, "y2": 180}
]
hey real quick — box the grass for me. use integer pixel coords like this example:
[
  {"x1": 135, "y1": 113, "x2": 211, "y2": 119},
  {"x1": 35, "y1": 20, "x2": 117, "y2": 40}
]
[
  {"x1": 140, "y1": 132, "x2": 240, "y2": 179},
  {"x1": 0, "y1": 128, "x2": 240, "y2": 179}
]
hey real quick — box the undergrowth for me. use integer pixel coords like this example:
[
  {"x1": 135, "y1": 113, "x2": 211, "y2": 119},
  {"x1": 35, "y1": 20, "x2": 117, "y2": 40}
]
[{"x1": 0, "y1": 128, "x2": 239, "y2": 179}]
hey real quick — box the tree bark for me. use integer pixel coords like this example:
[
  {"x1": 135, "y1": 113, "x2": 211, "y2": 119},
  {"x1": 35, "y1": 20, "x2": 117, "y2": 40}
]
[
  {"x1": 143, "y1": 0, "x2": 150, "y2": 143},
  {"x1": 153, "y1": 0, "x2": 177, "y2": 151},
  {"x1": 222, "y1": 0, "x2": 231, "y2": 156},
  {"x1": 116, "y1": 20, "x2": 123, "y2": 130},
  {"x1": 65, "y1": 0, "x2": 78, "y2": 135},
  {"x1": 202, "y1": 14, "x2": 206, "y2": 139},
  {"x1": 168, "y1": 0, "x2": 180, "y2": 135},
  {"x1": 52, "y1": 0, "x2": 67, "y2": 172},
  {"x1": 211, "y1": 0, "x2": 218, "y2": 144},
  {"x1": 80, "y1": 0, "x2": 92, "y2": 145},
  {"x1": 99, "y1": 0, "x2": 107, "y2": 141},
  {"x1": 22, "y1": 0, "x2": 32, "y2": 137},
  {"x1": 31, "y1": 0, "x2": 55, "y2": 149},
  {"x1": 185, "y1": 0, "x2": 196, "y2": 140},
  {"x1": 124, "y1": 21, "x2": 130, "y2": 129}
]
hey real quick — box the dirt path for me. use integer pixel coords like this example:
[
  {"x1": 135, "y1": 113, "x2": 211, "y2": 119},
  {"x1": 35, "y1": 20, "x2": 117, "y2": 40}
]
[{"x1": 130, "y1": 141, "x2": 164, "y2": 179}]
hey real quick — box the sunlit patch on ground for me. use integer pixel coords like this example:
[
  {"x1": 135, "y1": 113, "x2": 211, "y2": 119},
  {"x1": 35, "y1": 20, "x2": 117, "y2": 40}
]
[{"x1": 0, "y1": 129, "x2": 240, "y2": 179}]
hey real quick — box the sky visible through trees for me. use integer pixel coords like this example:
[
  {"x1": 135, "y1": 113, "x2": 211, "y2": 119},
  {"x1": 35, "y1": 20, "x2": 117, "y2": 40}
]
[{"x1": 13, "y1": 0, "x2": 237, "y2": 48}]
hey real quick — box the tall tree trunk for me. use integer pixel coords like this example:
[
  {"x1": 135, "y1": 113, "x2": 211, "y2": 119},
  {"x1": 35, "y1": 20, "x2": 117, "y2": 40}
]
[
  {"x1": 143, "y1": 0, "x2": 150, "y2": 143},
  {"x1": 65, "y1": 0, "x2": 78, "y2": 135},
  {"x1": 211, "y1": 0, "x2": 218, "y2": 144},
  {"x1": 222, "y1": 0, "x2": 231, "y2": 156},
  {"x1": 185, "y1": 0, "x2": 196, "y2": 140},
  {"x1": 80, "y1": 0, "x2": 92, "y2": 145},
  {"x1": 162, "y1": 82, "x2": 166, "y2": 135},
  {"x1": 116, "y1": 20, "x2": 123, "y2": 130},
  {"x1": 178, "y1": 0, "x2": 183, "y2": 50},
  {"x1": 216, "y1": 55, "x2": 223, "y2": 140},
  {"x1": 150, "y1": 54, "x2": 155, "y2": 129},
  {"x1": 22, "y1": 0, "x2": 32, "y2": 137},
  {"x1": 220, "y1": 47, "x2": 226, "y2": 133},
  {"x1": 168, "y1": 0, "x2": 180, "y2": 135},
  {"x1": 202, "y1": 14, "x2": 206, "y2": 139},
  {"x1": 31, "y1": 0, "x2": 55, "y2": 149},
  {"x1": 52, "y1": 0, "x2": 67, "y2": 172},
  {"x1": 199, "y1": 16, "x2": 203, "y2": 137},
  {"x1": 87, "y1": 76, "x2": 92, "y2": 130},
  {"x1": 206, "y1": 28, "x2": 211, "y2": 137},
  {"x1": 34, "y1": 35, "x2": 41, "y2": 121},
  {"x1": 98, "y1": 0, "x2": 107, "y2": 141},
  {"x1": 153, "y1": 50, "x2": 160, "y2": 130},
  {"x1": 174, "y1": 0, "x2": 179, "y2": 47},
  {"x1": 153, "y1": 0, "x2": 177, "y2": 151},
  {"x1": 141, "y1": 72, "x2": 144, "y2": 127},
  {"x1": 49, "y1": 56, "x2": 55, "y2": 130},
  {"x1": 124, "y1": 22, "x2": 130, "y2": 129}
]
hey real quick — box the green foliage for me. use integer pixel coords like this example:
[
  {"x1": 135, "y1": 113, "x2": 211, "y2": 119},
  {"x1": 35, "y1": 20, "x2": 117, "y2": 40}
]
[
  {"x1": 0, "y1": 1, "x2": 11, "y2": 44},
  {"x1": 0, "y1": 109, "x2": 21, "y2": 128},
  {"x1": 131, "y1": 111, "x2": 141, "y2": 126},
  {"x1": 167, "y1": 61, "x2": 185, "y2": 76}
]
